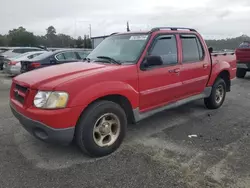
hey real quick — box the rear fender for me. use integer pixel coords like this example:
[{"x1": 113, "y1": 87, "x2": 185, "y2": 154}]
[
  {"x1": 207, "y1": 60, "x2": 230, "y2": 87},
  {"x1": 69, "y1": 81, "x2": 139, "y2": 109}
]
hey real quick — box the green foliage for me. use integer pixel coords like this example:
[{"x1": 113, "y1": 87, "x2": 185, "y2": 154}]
[
  {"x1": 1, "y1": 26, "x2": 92, "y2": 49},
  {"x1": 205, "y1": 35, "x2": 250, "y2": 51},
  {"x1": 7, "y1": 27, "x2": 37, "y2": 46},
  {"x1": 1, "y1": 25, "x2": 248, "y2": 50}
]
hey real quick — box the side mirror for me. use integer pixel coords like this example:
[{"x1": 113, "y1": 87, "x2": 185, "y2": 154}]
[
  {"x1": 208, "y1": 47, "x2": 213, "y2": 53},
  {"x1": 143, "y1": 55, "x2": 163, "y2": 69}
]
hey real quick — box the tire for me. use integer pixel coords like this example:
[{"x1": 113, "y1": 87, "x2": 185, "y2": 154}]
[
  {"x1": 204, "y1": 78, "x2": 226, "y2": 109},
  {"x1": 75, "y1": 100, "x2": 127, "y2": 157},
  {"x1": 236, "y1": 68, "x2": 246, "y2": 78}
]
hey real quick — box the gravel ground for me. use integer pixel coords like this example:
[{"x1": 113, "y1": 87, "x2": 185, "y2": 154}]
[{"x1": 0, "y1": 71, "x2": 250, "y2": 188}]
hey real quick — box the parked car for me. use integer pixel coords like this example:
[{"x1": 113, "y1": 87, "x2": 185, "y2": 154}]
[
  {"x1": 235, "y1": 41, "x2": 250, "y2": 78},
  {"x1": 0, "y1": 47, "x2": 45, "y2": 70},
  {"x1": 20, "y1": 49, "x2": 92, "y2": 73},
  {"x1": 3, "y1": 51, "x2": 46, "y2": 76},
  {"x1": 10, "y1": 27, "x2": 236, "y2": 157},
  {"x1": 0, "y1": 47, "x2": 11, "y2": 54}
]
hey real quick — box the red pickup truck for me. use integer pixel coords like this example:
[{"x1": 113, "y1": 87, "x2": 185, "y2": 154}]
[
  {"x1": 235, "y1": 41, "x2": 250, "y2": 78},
  {"x1": 10, "y1": 27, "x2": 236, "y2": 157}
]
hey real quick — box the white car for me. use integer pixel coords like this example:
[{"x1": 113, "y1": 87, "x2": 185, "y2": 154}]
[{"x1": 3, "y1": 51, "x2": 46, "y2": 76}]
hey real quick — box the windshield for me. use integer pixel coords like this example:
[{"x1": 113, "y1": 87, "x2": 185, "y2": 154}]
[{"x1": 87, "y1": 34, "x2": 149, "y2": 63}]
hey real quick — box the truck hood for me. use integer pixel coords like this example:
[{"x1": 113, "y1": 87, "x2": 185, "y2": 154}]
[{"x1": 13, "y1": 62, "x2": 118, "y2": 89}]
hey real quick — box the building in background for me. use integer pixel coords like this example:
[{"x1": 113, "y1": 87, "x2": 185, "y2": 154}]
[{"x1": 91, "y1": 35, "x2": 109, "y2": 49}]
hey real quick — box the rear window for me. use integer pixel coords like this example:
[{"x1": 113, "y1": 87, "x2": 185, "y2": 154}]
[
  {"x1": 239, "y1": 42, "x2": 250, "y2": 49},
  {"x1": 12, "y1": 49, "x2": 24, "y2": 53},
  {"x1": 30, "y1": 51, "x2": 53, "y2": 61}
]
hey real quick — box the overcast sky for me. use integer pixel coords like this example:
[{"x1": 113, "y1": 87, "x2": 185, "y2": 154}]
[{"x1": 1, "y1": 0, "x2": 250, "y2": 39}]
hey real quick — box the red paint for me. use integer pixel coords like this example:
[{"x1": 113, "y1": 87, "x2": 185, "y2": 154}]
[
  {"x1": 235, "y1": 48, "x2": 250, "y2": 63},
  {"x1": 10, "y1": 28, "x2": 236, "y2": 129}
]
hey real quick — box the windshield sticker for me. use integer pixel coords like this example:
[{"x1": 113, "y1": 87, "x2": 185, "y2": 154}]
[{"x1": 129, "y1": 35, "x2": 148, "y2": 40}]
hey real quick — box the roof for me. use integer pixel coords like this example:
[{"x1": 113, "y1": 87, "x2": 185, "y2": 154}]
[
  {"x1": 52, "y1": 48, "x2": 92, "y2": 53},
  {"x1": 91, "y1": 27, "x2": 197, "y2": 39}
]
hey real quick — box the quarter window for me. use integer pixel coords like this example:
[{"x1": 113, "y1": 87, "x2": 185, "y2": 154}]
[{"x1": 55, "y1": 53, "x2": 65, "y2": 61}]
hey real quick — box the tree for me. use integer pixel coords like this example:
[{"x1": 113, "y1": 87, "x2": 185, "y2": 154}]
[
  {"x1": 46, "y1": 26, "x2": 57, "y2": 47},
  {"x1": 7, "y1": 27, "x2": 37, "y2": 46},
  {"x1": 0, "y1": 35, "x2": 8, "y2": 46},
  {"x1": 82, "y1": 35, "x2": 92, "y2": 48},
  {"x1": 75, "y1": 36, "x2": 84, "y2": 48}
]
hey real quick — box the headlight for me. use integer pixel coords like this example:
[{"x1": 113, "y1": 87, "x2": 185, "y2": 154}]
[{"x1": 34, "y1": 91, "x2": 69, "y2": 109}]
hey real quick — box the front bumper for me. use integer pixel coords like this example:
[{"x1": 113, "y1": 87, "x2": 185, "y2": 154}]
[{"x1": 10, "y1": 104, "x2": 75, "y2": 145}]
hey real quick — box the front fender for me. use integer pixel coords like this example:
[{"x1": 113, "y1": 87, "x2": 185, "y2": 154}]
[
  {"x1": 207, "y1": 60, "x2": 230, "y2": 87},
  {"x1": 68, "y1": 81, "x2": 139, "y2": 109}
]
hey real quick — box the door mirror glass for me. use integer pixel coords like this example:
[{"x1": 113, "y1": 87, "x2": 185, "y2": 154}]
[{"x1": 144, "y1": 55, "x2": 163, "y2": 67}]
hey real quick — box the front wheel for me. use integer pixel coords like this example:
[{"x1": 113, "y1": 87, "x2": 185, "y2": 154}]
[
  {"x1": 75, "y1": 100, "x2": 127, "y2": 157},
  {"x1": 204, "y1": 78, "x2": 226, "y2": 109}
]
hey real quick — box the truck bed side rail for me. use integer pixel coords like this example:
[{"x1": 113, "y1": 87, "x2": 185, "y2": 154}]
[{"x1": 211, "y1": 51, "x2": 235, "y2": 56}]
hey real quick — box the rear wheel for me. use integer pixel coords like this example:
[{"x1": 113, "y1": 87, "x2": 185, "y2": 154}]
[
  {"x1": 236, "y1": 68, "x2": 246, "y2": 78},
  {"x1": 204, "y1": 78, "x2": 226, "y2": 109},
  {"x1": 75, "y1": 100, "x2": 127, "y2": 157}
]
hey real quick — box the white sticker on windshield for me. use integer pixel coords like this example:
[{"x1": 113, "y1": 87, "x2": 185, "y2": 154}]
[{"x1": 129, "y1": 35, "x2": 148, "y2": 40}]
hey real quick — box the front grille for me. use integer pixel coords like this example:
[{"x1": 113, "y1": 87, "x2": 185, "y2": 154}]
[
  {"x1": 15, "y1": 84, "x2": 28, "y2": 93},
  {"x1": 13, "y1": 84, "x2": 28, "y2": 104}
]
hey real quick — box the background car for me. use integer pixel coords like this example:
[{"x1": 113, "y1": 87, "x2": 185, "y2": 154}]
[
  {"x1": 20, "y1": 49, "x2": 92, "y2": 73},
  {"x1": 0, "y1": 47, "x2": 46, "y2": 70},
  {"x1": 3, "y1": 51, "x2": 46, "y2": 76}
]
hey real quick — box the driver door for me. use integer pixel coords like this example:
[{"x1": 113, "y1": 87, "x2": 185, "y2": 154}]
[{"x1": 138, "y1": 34, "x2": 183, "y2": 112}]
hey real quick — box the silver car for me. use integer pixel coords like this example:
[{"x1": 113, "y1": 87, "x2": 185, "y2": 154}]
[
  {"x1": 0, "y1": 47, "x2": 45, "y2": 70},
  {"x1": 3, "y1": 51, "x2": 46, "y2": 76}
]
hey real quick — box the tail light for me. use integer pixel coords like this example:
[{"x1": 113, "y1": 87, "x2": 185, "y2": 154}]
[
  {"x1": 30, "y1": 62, "x2": 41, "y2": 68},
  {"x1": 8, "y1": 61, "x2": 17, "y2": 65}
]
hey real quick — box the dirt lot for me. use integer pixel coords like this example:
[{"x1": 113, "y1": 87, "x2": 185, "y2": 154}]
[{"x1": 0, "y1": 72, "x2": 250, "y2": 188}]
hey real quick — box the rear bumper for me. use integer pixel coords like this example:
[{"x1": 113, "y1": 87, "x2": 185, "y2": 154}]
[
  {"x1": 4, "y1": 66, "x2": 20, "y2": 75},
  {"x1": 237, "y1": 62, "x2": 250, "y2": 69},
  {"x1": 10, "y1": 103, "x2": 75, "y2": 145}
]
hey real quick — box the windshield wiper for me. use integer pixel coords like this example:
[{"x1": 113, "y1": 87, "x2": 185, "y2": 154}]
[{"x1": 96, "y1": 56, "x2": 121, "y2": 65}]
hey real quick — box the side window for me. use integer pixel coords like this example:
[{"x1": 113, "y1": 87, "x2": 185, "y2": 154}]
[
  {"x1": 55, "y1": 53, "x2": 65, "y2": 61},
  {"x1": 149, "y1": 35, "x2": 178, "y2": 65},
  {"x1": 181, "y1": 35, "x2": 204, "y2": 62},
  {"x1": 62, "y1": 52, "x2": 78, "y2": 60},
  {"x1": 12, "y1": 49, "x2": 23, "y2": 53}
]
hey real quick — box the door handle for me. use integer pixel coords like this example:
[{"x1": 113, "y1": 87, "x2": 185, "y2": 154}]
[
  {"x1": 169, "y1": 68, "x2": 180, "y2": 73},
  {"x1": 203, "y1": 64, "x2": 208, "y2": 68}
]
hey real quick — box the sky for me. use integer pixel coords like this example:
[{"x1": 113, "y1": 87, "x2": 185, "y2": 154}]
[{"x1": 1, "y1": 0, "x2": 250, "y2": 39}]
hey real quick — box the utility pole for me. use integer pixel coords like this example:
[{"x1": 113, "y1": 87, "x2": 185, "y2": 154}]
[{"x1": 89, "y1": 24, "x2": 92, "y2": 38}]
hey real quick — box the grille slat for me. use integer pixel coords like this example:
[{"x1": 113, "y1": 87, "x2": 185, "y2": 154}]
[{"x1": 13, "y1": 84, "x2": 28, "y2": 105}]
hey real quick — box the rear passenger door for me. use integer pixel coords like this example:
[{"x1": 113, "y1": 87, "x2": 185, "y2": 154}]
[{"x1": 179, "y1": 34, "x2": 211, "y2": 97}]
